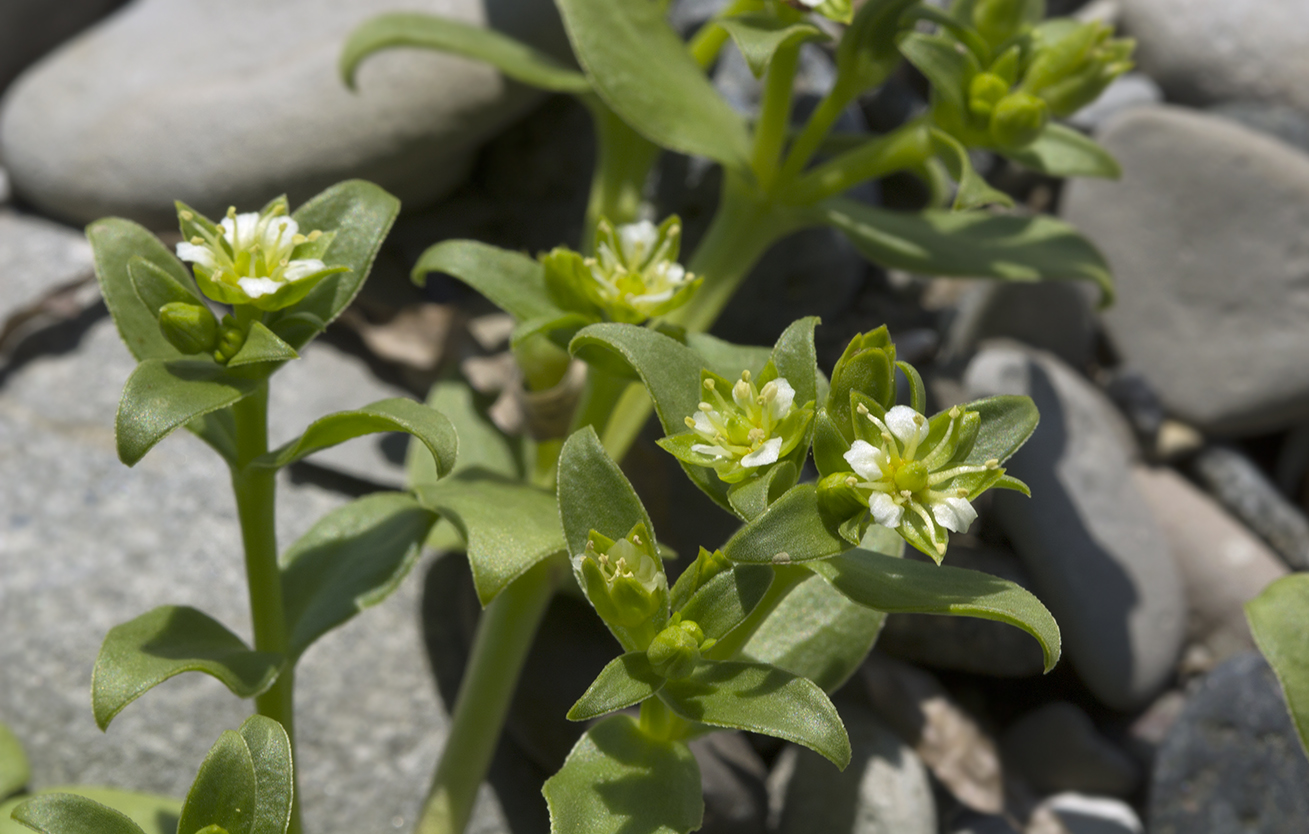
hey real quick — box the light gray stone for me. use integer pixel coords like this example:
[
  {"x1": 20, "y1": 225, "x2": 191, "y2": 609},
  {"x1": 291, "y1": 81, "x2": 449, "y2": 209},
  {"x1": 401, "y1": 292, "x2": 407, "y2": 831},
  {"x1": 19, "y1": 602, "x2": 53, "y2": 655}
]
[
  {"x1": 1188, "y1": 445, "x2": 1309, "y2": 572},
  {"x1": 1062, "y1": 106, "x2": 1309, "y2": 435},
  {"x1": 1066, "y1": 73, "x2": 1162, "y2": 133},
  {"x1": 1121, "y1": 0, "x2": 1309, "y2": 112},
  {"x1": 1001, "y1": 703, "x2": 1141, "y2": 798},
  {"x1": 1134, "y1": 465, "x2": 1288, "y2": 669},
  {"x1": 0, "y1": 210, "x2": 94, "y2": 327},
  {"x1": 939, "y1": 281, "x2": 1098, "y2": 371},
  {"x1": 0, "y1": 316, "x2": 499, "y2": 834},
  {"x1": 689, "y1": 733, "x2": 769, "y2": 834},
  {"x1": 0, "y1": 0, "x2": 568, "y2": 227},
  {"x1": 964, "y1": 343, "x2": 1185, "y2": 710},
  {"x1": 1208, "y1": 101, "x2": 1309, "y2": 158},
  {"x1": 0, "y1": 0, "x2": 124, "y2": 93},
  {"x1": 1028, "y1": 793, "x2": 1142, "y2": 834}
]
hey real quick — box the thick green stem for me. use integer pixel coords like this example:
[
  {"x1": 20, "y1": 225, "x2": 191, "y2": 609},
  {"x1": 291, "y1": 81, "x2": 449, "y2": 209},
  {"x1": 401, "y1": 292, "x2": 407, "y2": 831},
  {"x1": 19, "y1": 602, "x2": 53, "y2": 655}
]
[
  {"x1": 752, "y1": 42, "x2": 802, "y2": 191},
  {"x1": 230, "y1": 384, "x2": 300, "y2": 834},
  {"x1": 777, "y1": 80, "x2": 858, "y2": 187},
  {"x1": 583, "y1": 100, "x2": 662, "y2": 250},
  {"x1": 415, "y1": 555, "x2": 564, "y2": 834},
  {"x1": 705, "y1": 566, "x2": 809, "y2": 661},
  {"x1": 785, "y1": 120, "x2": 934, "y2": 204},
  {"x1": 639, "y1": 696, "x2": 691, "y2": 741}
]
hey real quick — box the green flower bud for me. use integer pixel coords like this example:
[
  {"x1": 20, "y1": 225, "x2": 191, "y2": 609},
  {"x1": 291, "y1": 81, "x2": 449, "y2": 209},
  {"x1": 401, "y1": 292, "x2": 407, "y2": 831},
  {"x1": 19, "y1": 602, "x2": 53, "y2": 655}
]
[
  {"x1": 968, "y1": 72, "x2": 1011, "y2": 121},
  {"x1": 826, "y1": 328, "x2": 897, "y2": 440},
  {"x1": 158, "y1": 301, "x2": 218, "y2": 355},
  {"x1": 647, "y1": 620, "x2": 704, "y2": 680},
  {"x1": 1037, "y1": 38, "x2": 1135, "y2": 117},
  {"x1": 1020, "y1": 21, "x2": 1134, "y2": 117},
  {"x1": 212, "y1": 316, "x2": 248, "y2": 365},
  {"x1": 989, "y1": 92, "x2": 1048, "y2": 148},
  {"x1": 578, "y1": 524, "x2": 667, "y2": 634},
  {"x1": 971, "y1": 0, "x2": 1027, "y2": 47}
]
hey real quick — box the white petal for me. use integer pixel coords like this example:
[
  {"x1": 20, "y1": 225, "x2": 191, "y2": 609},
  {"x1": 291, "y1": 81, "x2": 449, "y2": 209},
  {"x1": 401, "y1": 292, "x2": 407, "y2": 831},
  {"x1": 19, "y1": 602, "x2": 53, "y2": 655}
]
[
  {"x1": 282, "y1": 258, "x2": 325, "y2": 282},
  {"x1": 869, "y1": 492, "x2": 903, "y2": 528},
  {"x1": 657, "y1": 263, "x2": 687, "y2": 288},
  {"x1": 885, "y1": 405, "x2": 928, "y2": 449},
  {"x1": 221, "y1": 213, "x2": 260, "y2": 250},
  {"x1": 237, "y1": 277, "x2": 282, "y2": 299},
  {"x1": 691, "y1": 411, "x2": 717, "y2": 439},
  {"x1": 764, "y1": 378, "x2": 795, "y2": 421},
  {"x1": 692, "y1": 443, "x2": 731, "y2": 459},
  {"x1": 618, "y1": 220, "x2": 658, "y2": 264},
  {"x1": 798, "y1": 0, "x2": 823, "y2": 6},
  {"x1": 176, "y1": 242, "x2": 217, "y2": 269},
  {"x1": 843, "y1": 440, "x2": 887, "y2": 481},
  {"x1": 260, "y1": 216, "x2": 298, "y2": 257},
  {"x1": 732, "y1": 378, "x2": 754, "y2": 410},
  {"x1": 741, "y1": 437, "x2": 782, "y2": 468},
  {"x1": 932, "y1": 496, "x2": 978, "y2": 533}
]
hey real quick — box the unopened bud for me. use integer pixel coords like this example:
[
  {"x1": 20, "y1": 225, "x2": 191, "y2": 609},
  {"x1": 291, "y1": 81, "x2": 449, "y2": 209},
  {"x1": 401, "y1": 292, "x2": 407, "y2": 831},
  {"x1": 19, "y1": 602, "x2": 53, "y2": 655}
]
[
  {"x1": 212, "y1": 316, "x2": 247, "y2": 364},
  {"x1": 158, "y1": 302, "x2": 218, "y2": 355},
  {"x1": 972, "y1": 0, "x2": 1027, "y2": 47},
  {"x1": 647, "y1": 620, "x2": 704, "y2": 680},
  {"x1": 969, "y1": 72, "x2": 1011, "y2": 121},
  {"x1": 990, "y1": 92, "x2": 1048, "y2": 149}
]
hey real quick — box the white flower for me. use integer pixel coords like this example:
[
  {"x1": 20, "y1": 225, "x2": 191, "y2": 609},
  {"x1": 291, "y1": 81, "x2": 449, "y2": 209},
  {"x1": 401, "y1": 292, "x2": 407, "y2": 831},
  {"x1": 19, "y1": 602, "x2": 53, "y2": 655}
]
[
  {"x1": 683, "y1": 371, "x2": 804, "y2": 480},
  {"x1": 586, "y1": 218, "x2": 697, "y2": 320}
]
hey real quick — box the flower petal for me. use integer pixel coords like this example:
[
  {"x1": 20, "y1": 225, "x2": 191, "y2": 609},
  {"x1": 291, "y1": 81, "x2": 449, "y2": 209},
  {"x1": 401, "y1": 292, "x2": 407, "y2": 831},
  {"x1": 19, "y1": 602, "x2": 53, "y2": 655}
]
[
  {"x1": 741, "y1": 437, "x2": 782, "y2": 468},
  {"x1": 282, "y1": 258, "x2": 326, "y2": 282},
  {"x1": 692, "y1": 443, "x2": 731, "y2": 460},
  {"x1": 237, "y1": 277, "x2": 282, "y2": 299},
  {"x1": 869, "y1": 492, "x2": 903, "y2": 528},
  {"x1": 844, "y1": 440, "x2": 887, "y2": 481},
  {"x1": 176, "y1": 242, "x2": 217, "y2": 269},
  {"x1": 885, "y1": 405, "x2": 927, "y2": 449},
  {"x1": 222, "y1": 213, "x2": 260, "y2": 250},
  {"x1": 764, "y1": 378, "x2": 795, "y2": 422},
  {"x1": 618, "y1": 220, "x2": 658, "y2": 265},
  {"x1": 932, "y1": 496, "x2": 978, "y2": 533},
  {"x1": 690, "y1": 410, "x2": 717, "y2": 439}
]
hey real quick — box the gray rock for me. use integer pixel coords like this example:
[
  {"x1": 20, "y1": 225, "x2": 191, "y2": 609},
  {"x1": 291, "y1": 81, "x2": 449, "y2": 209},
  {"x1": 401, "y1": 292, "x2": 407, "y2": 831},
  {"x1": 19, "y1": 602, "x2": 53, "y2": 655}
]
[
  {"x1": 1121, "y1": 0, "x2": 1309, "y2": 112},
  {"x1": 0, "y1": 316, "x2": 498, "y2": 834},
  {"x1": 1066, "y1": 73, "x2": 1162, "y2": 133},
  {"x1": 0, "y1": 0, "x2": 125, "y2": 93},
  {"x1": 939, "y1": 281, "x2": 1098, "y2": 373},
  {"x1": 0, "y1": 0, "x2": 569, "y2": 227},
  {"x1": 689, "y1": 733, "x2": 769, "y2": 834},
  {"x1": 1133, "y1": 465, "x2": 1288, "y2": 669},
  {"x1": 1188, "y1": 445, "x2": 1309, "y2": 571},
  {"x1": 964, "y1": 343, "x2": 1186, "y2": 710},
  {"x1": 0, "y1": 166, "x2": 10, "y2": 204},
  {"x1": 1149, "y1": 652, "x2": 1309, "y2": 834},
  {"x1": 1028, "y1": 793, "x2": 1142, "y2": 834},
  {"x1": 949, "y1": 810, "x2": 1021, "y2": 834},
  {"x1": 1062, "y1": 106, "x2": 1309, "y2": 435},
  {"x1": 1208, "y1": 101, "x2": 1309, "y2": 157},
  {"x1": 0, "y1": 210, "x2": 95, "y2": 330},
  {"x1": 1001, "y1": 703, "x2": 1140, "y2": 798},
  {"x1": 876, "y1": 546, "x2": 1046, "y2": 678},
  {"x1": 768, "y1": 691, "x2": 936, "y2": 834}
]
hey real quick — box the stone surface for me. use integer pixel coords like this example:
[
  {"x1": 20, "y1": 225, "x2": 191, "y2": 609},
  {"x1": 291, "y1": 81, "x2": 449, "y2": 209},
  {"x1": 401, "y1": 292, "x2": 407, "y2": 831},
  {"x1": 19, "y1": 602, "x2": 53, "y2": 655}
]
[
  {"x1": 1062, "y1": 106, "x2": 1309, "y2": 435},
  {"x1": 0, "y1": 0, "x2": 569, "y2": 227},
  {"x1": 1134, "y1": 465, "x2": 1288, "y2": 669},
  {"x1": 1188, "y1": 445, "x2": 1309, "y2": 571},
  {"x1": 949, "y1": 810, "x2": 1021, "y2": 834},
  {"x1": 939, "y1": 281, "x2": 1097, "y2": 371},
  {"x1": 1121, "y1": 0, "x2": 1309, "y2": 112},
  {"x1": 1028, "y1": 793, "x2": 1142, "y2": 834},
  {"x1": 964, "y1": 343, "x2": 1186, "y2": 710},
  {"x1": 1149, "y1": 653, "x2": 1309, "y2": 834},
  {"x1": 876, "y1": 546, "x2": 1046, "y2": 678},
  {"x1": 1066, "y1": 73, "x2": 1162, "y2": 133},
  {"x1": 1209, "y1": 101, "x2": 1309, "y2": 158},
  {"x1": 0, "y1": 210, "x2": 95, "y2": 328},
  {"x1": 769, "y1": 690, "x2": 936, "y2": 834},
  {"x1": 689, "y1": 733, "x2": 769, "y2": 834},
  {"x1": 0, "y1": 315, "x2": 499, "y2": 834},
  {"x1": 0, "y1": 0, "x2": 125, "y2": 93},
  {"x1": 1001, "y1": 703, "x2": 1140, "y2": 798}
]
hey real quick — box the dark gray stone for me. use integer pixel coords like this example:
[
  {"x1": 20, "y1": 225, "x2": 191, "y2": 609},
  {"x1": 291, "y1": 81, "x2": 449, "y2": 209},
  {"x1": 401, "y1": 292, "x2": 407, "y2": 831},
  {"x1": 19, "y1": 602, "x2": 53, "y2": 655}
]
[
  {"x1": 939, "y1": 280, "x2": 1098, "y2": 377},
  {"x1": 0, "y1": 0, "x2": 125, "y2": 93},
  {"x1": 1149, "y1": 653, "x2": 1309, "y2": 834},
  {"x1": 947, "y1": 810, "x2": 1020, "y2": 834},
  {"x1": 689, "y1": 733, "x2": 769, "y2": 834},
  {"x1": 1189, "y1": 445, "x2": 1309, "y2": 571},
  {"x1": 964, "y1": 343, "x2": 1185, "y2": 710},
  {"x1": 1066, "y1": 73, "x2": 1163, "y2": 133},
  {"x1": 1001, "y1": 702, "x2": 1141, "y2": 798},
  {"x1": 1209, "y1": 101, "x2": 1309, "y2": 157}
]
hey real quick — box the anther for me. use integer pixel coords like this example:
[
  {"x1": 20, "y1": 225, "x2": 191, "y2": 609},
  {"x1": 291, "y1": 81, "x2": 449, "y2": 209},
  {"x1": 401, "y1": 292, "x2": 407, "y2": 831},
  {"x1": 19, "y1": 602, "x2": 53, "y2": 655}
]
[
  {"x1": 684, "y1": 416, "x2": 696, "y2": 429},
  {"x1": 180, "y1": 210, "x2": 194, "y2": 221},
  {"x1": 226, "y1": 206, "x2": 237, "y2": 219},
  {"x1": 985, "y1": 458, "x2": 1000, "y2": 469},
  {"x1": 307, "y1": 230, "x2": 322, "y2": 241},
  {"x1": 856, "y1": 404, "x2": 869, "y2": 415},
  {"x1": 704, "y1": 379, "x2": 715, "y2": 391},
  {"x1": 190, "y1": 236, "x2": 204, "y2": 245},
  {"x1": 845, "y1": 476, "x2": 858, "y2": 487}
]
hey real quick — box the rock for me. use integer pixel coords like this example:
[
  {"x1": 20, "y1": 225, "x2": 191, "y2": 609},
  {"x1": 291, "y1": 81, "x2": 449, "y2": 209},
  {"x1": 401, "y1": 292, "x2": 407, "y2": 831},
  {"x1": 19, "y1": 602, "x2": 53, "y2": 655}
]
[
  {"x1": 0, "y1": 210, "x2": 95, "y2": 334},
  {"x1": 949, "y1": 810, "x2": 1021, "y2": 834},
  {"x1": 1121, "y1": 0, "x2": 1309, "y2": 112},
  {"x1": 1188, "y1": 445, "x2": 1309, "y2": 571},
  {"x1": 862, "y1": 653, "x2": 1005, "y2": 814},
  {"x1": 0, "y1": 316, "x2": 481, "y2": 834},
  {"x1": 768, "y1": 690, "x2": 937, "y2": 834},
  {"x1": 0, "y1": 166, "x2": 10, "y2": 204},
  {"x1": 1099, "y1": 368, "x2": 1165, "y2": 453},
  {"x1": 1208, "y1": 101, "x2": 1309, "y2": 158},
  {"x1": 1028, "y1": 793, "x2": 1142, "y2": 834},
  {"x1": 1001, "y1": 703, "x2": 1141, "y2": 798},
  {"x1": 1133, "y1": 465, "x2": 1288, "y2": 669},
  {"x1": 0, "y1": 0, "x2": 125, "y2": 93},
  {"x1": 0, "y1": 0, "x2": 569, "y2": 227},
  {"x1": 1124, "y1": 689, "x2": 1186, "y2": 767},
  {"x1": 876, "y1": 546, "x2": 1047, "y2": 678},
  {"x1": 1066, "y1": 73, "x2": 1162, "y2": 133},
  {"x1": 964, "y1": 343, "x2": 1186, "y2": 710},
  {"x1": 1149, "y1": 652, "x2": 1309, "y2": 834},
  {"x1": 1062, "y1": 106, "x2": 1309, "y2": 435},
  {"x1": 689, "y1": 732, "x2": 769, "y2": 834},
  {"x1": 939, "y1": 280, "x2": 1097, "y2": 376}
]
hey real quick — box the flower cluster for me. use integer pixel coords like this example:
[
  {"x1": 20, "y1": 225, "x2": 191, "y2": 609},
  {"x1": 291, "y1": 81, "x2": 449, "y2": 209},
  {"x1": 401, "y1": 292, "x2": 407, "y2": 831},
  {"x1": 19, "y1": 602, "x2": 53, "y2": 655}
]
[{"x1": 577, "y1": 523, "x2": 668, "y2": 643}]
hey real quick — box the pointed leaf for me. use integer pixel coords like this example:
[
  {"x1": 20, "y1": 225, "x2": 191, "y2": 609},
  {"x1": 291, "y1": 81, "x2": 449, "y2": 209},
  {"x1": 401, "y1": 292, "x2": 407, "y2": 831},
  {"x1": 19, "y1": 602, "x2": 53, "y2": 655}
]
[
  {"x1": 236, "y1": 717, "x2": 293, "y2": 834},
  {"x1": 543, "y1": 715, "x2": 702, "y2": 834},
  {"x1": 556, "y1": 0, "x2": 752, "y2": 170},
  {"x1": 676, "y1": 566, "x2": 773, "y2": 641},
  {"x1": 412, "y1": 240, "x2": 561, "y2": 323},
  {"x1": 0, "y1": 725, "x2": 27, "y2": 802},
  {"x1": 897, "y1": 32, "x2": 975, "y2": 115},
  {"x1": 177, "y1": 729, "x2": 258, "y2": 834},
  {"x1": 963, "y1": 395, "x2": 1039, "y2": 465},
  {"x1": 568, "y1": 653, "x2": 664, "y2": 721},
  {"x1": 1246, "y1": 574, "x2": 1309, "y2": 754},
  {"x1": 116, "y1": 359, "x2": 263, "y2": 467},
  {"x1": 723, "y1": 484, "x2": 850, "y2": 564},
  {"x1": 660, "y1": 660, "x2": 851, "y2": 767},
  {"x1": 557, "y1": 426, "x2": 656, "y2": 560},
  {"x1": 127, "y1": 257, "x2": 205, "y2": 316},
  {"x1": 280, "y1": 493, "x2": 436, "y2": 659},
  {"x1": 257, "y1": 398, "x2": 457, "y2": 477},
  {"x1": 407, "y1": 378, "x2": 528, "y2": 487},
  {"x1": 718, "y1": 14, "x2": 827, "y2": 78},
  {"x1": 341, "y1": 12, "x2": 590, "y2": 93},
  {"x1": 3, "y1": 790, "x2": 178, "y2": 834},
  {"x1": 897, "y1": 360, "x2": 926, "y2": 414},
  {"x1": 821, "y1": 197, "x2": 1114, "y2": 304},
  {"x1": 932, "y1": 128, "x2": 1016, "y2": 210},
  {"x1": 769, "y1": 317, "x2": 820, "y2": 410},
  {"x1": 92, "y1": 606, "x2": 282, "y2": 730},
  {"x1": 417, "y1": 470, "x2": 563, "y2": 605},
  {"x1": 1004, "y1": 123, "x2": 1121, "y2": 179},
  {"x1": 88, "y1": 219, "x2": 191, "y2": 362},
  {"x1": 10, "y1": 796, "x2": 145, "y2": 834},
  {"x1": 809, "y1": 550, "x2": 1061, "y2": 672},
  {"x1": 225, "y1": 322, "x2": 299, "y2": 368},
  {"x1": 726, "y1": 462, "x2": 797, "y2": 521}
]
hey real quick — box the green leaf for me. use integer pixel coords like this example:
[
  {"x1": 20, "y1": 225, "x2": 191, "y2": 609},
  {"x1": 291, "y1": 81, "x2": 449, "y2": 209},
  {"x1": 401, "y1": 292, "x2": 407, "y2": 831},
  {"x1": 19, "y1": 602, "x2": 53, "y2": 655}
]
[
  {"x1": 897, "y1": 360, "x2": 926, "y2": 415},
  {"x1": 726, "y1": 462, "x2": 798, "y2": 521},
  {"x1": 187, "y1": 410, "x2": 239, "y2": 467},
  {"x1": 1004, "y1": 123, "x2": 1121, "y2": 179},
  {"x1": 91, "y1": 606, "x2": 282, "y2": 730},
  {"x1": 809, "y1": 550, "x2": 1061, "y2": 672},
  {"x1": 411, "y1": 240, "x2": 560, "y2": 323},
  {"x1": 723, "y1": 484, "x2": 850, "y2": 564},
  {"x1": 963, "y1": 395, "x2": 1039, "y2": 465},
  {"x1": 931, "y1": 128, "x2": 1016, "y2": 210},
  {"x1": 660, "y1": 660, "x2": 851, "y2": 768},
  {"x1": 280, "y1": 493, "x2": 436, "y2": 659},
  {"x1": 116, "y1": 359, "x2": 263, "y2": 467},
  {"x1": 557, "y1": 426, "x2": 656, "y2": 560},
  {"x1": 224, "y1": 322, "x2": 299, "y2": 368},
  {"x1": 718, "y1": 14, "x2": 828, "y2": 78},
  {"x1": 177, "y1": 728, "x2": 258, "y2": 834},
  {"x1": 87, "y1": 218, "x2": 191, "y2": 361},
  {"x1": 543, "y1": 715, "x2": 702, "y2": 834},
  {"x1": 10, "y1": 796, "x2": 145, "y2": 834},
  {"x1": 1246, "y1": 574, "x2": 1309, "y2": 755},
  {"x1": 417, "y1": 470, "x2": 563, "y2": 605},
  {"x1": 555, "y1": 0, "x2": 752, "y2": 171},
  {"x1": 682, "y1": 332, "x2": 772, "y2": 383},
  {"x1": 341, "y1": 12, "x2": 591, "y2": 94},
  {"x1": 127, "y1": 256, "x2": 205, "y2": 316},
  {"x1": 819, "y1": 196, "x2": 1115, "y2": 305},
  {"x1": 2, "y1": 790, "x2": 178, "y2": 834},
  {"x1": 235, "y1": 717, "x2": 293, "y2": 834},
  {"x1": 269, "y1": 180, "x2": 400, "y2": 349},
  {"x1": 897, "y1": 32, "x2": 976, "y2": 115},
  {"x1": 568, "y1": 653, "x2": 665, "y2": 721},
  {"x1": 676, "y1": 566, "x2": 773, "y2": 641},
  {"x1": 0, "y1": 725, "x2": 28, "y2": 802},
  {"x1": 257, "y1": 398, "x2": 457, "y2": 477}
]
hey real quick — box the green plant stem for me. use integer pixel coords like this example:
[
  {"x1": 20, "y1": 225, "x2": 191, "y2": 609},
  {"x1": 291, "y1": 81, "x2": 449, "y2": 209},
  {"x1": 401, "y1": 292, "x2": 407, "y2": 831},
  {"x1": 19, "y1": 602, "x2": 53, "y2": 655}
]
[
  {"x1": 639, "y1": 696, "x2": 691, "y2": 741},
  {"x1": 582, "y1": 99, "x2": 662, "y2": 250},
  {"x1": 415, "y1": 555, "x2": 564, "y2": 834},
  {"x1": 230, "y1": 383, "x2": 301, "y2": 834},
  {"x1": 785, "y1": 120, "x2": 934, "y2": 204},
  {"x1": 705, "y1": 565, "x2": 810, "y2": 661},
  {"x1": 777, "y1": 80, "x2": 858, "y2": 186},
  {"x1": 752, "y1": 41, "x2": 802, "y2": 191},
  {"x1": 687, "y1": 0, "x2": 761, "y2": 68}
]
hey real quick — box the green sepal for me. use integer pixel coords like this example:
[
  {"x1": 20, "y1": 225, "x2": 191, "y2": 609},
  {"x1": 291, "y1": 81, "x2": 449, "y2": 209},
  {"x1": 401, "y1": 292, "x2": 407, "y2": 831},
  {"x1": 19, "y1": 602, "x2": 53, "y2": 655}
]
[
  {"x1": 813, "y1": 411, "x2": 853, "y2": 478},
  {"x1": 827, "y1": 327, "x2": 895, "y2": 437},
  {"x1": 896, "y1": 360, "x2": 927, "y2": 414},
  {"x1": 568, "y1": 653, "x2": 665, "y2": 721},
  {"x1": 718, "y1": 13, "x2": 828, "y2": 78},
  {"x1": 675, "y1": 565, "x2": 774, "y2": 641},
  {"x1": 157, "y1": 303, "x2": 219, "y2": 356},
  {"x1": 668, "y1": 548, "x2": 734, "y2": 613},
  {"x1": 127, "y1": 256, "x2": 205, "y2": 316},
  {"x1": 1002, "y1": 122, "x2": 1122, "y2": 179},
  {"x1": 727, "y1": 461, "x2": 798, "y2": 521},
  {"x1": 224, "y1": 322, "x2": 299, "y2": 368},
  {"x1": 723, "y1": 484, "x2": 851, "y2": 565},
  {"x1": 960, "y1": 395, "x2": 1040, "y2": 466},
  {"x1": 91, "y1": 607, "x2": 282, "y2": 731}
]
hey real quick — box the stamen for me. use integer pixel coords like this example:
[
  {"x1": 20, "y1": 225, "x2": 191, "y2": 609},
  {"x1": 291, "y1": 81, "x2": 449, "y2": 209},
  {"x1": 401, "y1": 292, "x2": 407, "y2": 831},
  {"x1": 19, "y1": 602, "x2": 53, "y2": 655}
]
[
  {"x1": 292, "y1": 234, "x2": 307, "y2": 245},
  {"x1": 190, "y1": 236, "x2": 204, "y2": 245},
  {"x1": 845, "y1": 476, "x2": 858, "y2": 487},
  {"x1": 741, "y1": 370, "x2": 751, "y2": 382},
  {"x1": 226, "y1": 206, "x2": 237, "y2": 219},
  {"x1": 704, "y1": 379, "x2": 715, "y2": 391},
  {"x1": 307, "y1": 230, "x2": 322, "y2": 241},
  {"x1": 986, "y1": 459, "x2": 1000, "y2": 469},
  {"x1": 631, "y1": 534, "x2": 642, "y2": 545},
  {"x1": 180, "y1": 210, "x2": 194, "y2": 221},
  {"x1": 857, "y1": 403, "x2": 869, "y2": 416},
  {"x1": 684, "y1": 416, "x2": 696, "y2": 429}
]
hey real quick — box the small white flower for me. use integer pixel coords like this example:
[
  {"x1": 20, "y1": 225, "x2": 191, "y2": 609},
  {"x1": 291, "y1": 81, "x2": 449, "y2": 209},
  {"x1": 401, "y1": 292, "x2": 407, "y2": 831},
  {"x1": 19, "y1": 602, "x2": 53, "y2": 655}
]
[
  {"x1": 586, "y1": 218, "x2": 697, "y2": 321},
  {"x1": 676, "y1": 371, "x2": 811, "y2": 483}
]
